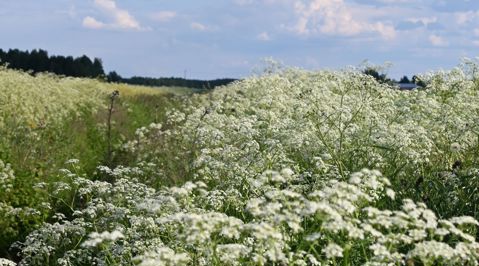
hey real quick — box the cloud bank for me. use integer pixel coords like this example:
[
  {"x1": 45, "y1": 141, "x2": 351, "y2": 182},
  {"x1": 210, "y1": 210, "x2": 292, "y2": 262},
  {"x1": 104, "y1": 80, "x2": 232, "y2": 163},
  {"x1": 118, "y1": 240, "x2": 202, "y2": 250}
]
[{"x1": 292, "y1": 0, "x2": 396, "y2": 39}]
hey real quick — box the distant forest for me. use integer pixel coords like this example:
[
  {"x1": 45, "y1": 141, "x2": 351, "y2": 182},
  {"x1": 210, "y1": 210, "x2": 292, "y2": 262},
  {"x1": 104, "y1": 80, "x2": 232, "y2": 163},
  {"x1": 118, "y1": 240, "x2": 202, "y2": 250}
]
[
  {"x1": 0, "y1": 48, "x2": 104, "y2": 78},
  {"x1": 0, "y1": 48, "x2": 236, "y2": 89},
  {"x1": 106, "y1": 71, "x2": 236, "y2": 89}
]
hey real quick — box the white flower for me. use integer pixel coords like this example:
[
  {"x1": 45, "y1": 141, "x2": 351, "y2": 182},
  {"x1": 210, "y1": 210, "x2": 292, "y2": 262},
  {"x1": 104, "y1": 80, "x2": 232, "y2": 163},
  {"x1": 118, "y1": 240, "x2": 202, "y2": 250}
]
[
  {"x1": 216, "y1": 244, "x2": 251, "y2": 265},
  {"x1": 305, "y1": 233, "x2": 322, "y2": 242},
  {"x1": 408, "y1": 241, "x2": 455, "y2": 262},
  {"x1": 81, "y1": 229, "x2": 124, "y2": 247},
  {"x1": 450, "y1": 142, "x2": 461, "y2": 152},
  {"x1": 386, "y1": 189, "x2": 395, "y2": 200},
  {"x1": 450, "y1": 216, "x2": 479, "y2": 226},
  {"x1": 323, "y1": 243, "x2": 343, "y2": 258},
  {"x1": 306, "y1": 254, "x2": 321, "y2": 265},
  {"x1": 280, "y1": 168, "x2": 294, "y2": 179},
  {"x1": 0, "y1": 258, "x2": 16, "y2": 266},
  {"x1": 137, "y1": 247, "x2": 190, "y2": 266},
  {"x1": 370, "y1": 243, "x2": 391, "y2": 259},
  {"x1": 349, "y1": 172, "x2": 362, "y2": 184},
  {"x1": 65, "y1": 159, "x2": 80, "y2": 164}
]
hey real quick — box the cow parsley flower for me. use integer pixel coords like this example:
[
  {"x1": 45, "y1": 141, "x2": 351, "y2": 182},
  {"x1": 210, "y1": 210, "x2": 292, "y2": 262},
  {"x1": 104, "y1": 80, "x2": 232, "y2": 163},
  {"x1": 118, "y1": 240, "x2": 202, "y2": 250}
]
[
  {"x1": 65, "y1": 158, "x2": 80, "y2": 165},
  {"x1": 81, "y1": 229, "x2": 124, "y2": 247},
  {"x1": 0, "y1": 258, "x2": 16, "y2": 266},
  {"x1": 136, "y1": 247, "x2": 190, "y2": 266},
  {"x1": 323, "y1": 243, "x2": 343, "y2": 258},
  {"x1": 450, "y1": 142, "x2": 461, "y2": 152}
]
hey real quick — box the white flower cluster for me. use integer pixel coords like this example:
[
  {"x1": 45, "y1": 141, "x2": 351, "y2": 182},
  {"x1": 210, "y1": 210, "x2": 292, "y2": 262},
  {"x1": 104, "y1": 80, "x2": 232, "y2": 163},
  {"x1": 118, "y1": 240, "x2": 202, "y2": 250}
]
[
  {"x1": 0, "y1": 258, "x2": 16, "y2": 266},
  {"x1": 17, "y1": 166, "x2": 479, "y2": 265},
  {"x1": 0, "y1": 160, "x2": 15, "y2": 192},
  {"x1": 0, "y1": 67, "x2": 106, "y2": 138},
  {"x1": 81, "y1": 229, "x2": 124, "y2": 247},
  {"x1": 15, "y1": 64, "x2": 479, "y2": 265},
  {"x1": 135, "y1": 247, "x2": 190, "y2": 266}
]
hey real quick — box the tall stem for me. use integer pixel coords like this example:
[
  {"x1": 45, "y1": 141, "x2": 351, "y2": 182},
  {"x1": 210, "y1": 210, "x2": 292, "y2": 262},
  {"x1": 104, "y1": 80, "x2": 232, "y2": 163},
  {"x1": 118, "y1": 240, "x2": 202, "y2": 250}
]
[{"x1": 106, "y1": 90, "x2": 119, "y2": 166}]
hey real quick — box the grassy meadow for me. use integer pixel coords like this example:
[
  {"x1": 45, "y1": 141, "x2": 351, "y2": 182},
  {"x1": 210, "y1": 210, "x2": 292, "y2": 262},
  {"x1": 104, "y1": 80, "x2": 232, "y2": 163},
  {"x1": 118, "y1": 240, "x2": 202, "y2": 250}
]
[{"x1": 1, "y1": 62, "x2": 479, "y2": 265}]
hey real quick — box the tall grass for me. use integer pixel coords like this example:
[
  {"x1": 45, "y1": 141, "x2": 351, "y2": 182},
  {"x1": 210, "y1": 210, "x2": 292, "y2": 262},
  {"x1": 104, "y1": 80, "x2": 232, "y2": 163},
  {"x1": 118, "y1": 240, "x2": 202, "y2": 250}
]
[{"x1": 0, "y1": 68, "x2": 187, "y2": 258}]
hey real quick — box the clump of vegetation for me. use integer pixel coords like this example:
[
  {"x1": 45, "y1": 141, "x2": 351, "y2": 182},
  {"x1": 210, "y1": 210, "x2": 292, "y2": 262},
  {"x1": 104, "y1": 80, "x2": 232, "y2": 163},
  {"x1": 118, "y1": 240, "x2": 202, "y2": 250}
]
[
  {"x1": 0, "y1": 67, "x2": 186, "y2": 258},
  {"x1": 3, "y1": 61, "x2": 479, "y2": 265}
]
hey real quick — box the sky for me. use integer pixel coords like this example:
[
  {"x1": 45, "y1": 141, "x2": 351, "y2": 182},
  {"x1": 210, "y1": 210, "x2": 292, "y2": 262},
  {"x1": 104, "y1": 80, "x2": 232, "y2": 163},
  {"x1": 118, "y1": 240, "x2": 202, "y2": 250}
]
[{"x1": 1, "y1": 0, "x2": 479, "y2": 80}]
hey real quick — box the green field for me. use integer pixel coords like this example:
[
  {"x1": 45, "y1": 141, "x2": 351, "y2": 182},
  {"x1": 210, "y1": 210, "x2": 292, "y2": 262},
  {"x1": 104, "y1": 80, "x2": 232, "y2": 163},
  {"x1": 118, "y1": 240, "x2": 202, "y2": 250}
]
[{"x1": 1, "y1": 63, "x2": 479, "y2": 265}]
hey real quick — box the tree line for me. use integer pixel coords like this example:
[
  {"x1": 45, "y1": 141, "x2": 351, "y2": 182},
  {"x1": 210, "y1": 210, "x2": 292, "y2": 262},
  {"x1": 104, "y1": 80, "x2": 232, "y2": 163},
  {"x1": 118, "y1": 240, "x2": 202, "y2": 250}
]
[
  {"x1": 0, "y1": 48, "x2": 236, "y2": 89},
  {"x1": 362, "y1": 67, "x2": 426, "y2": 87},
  {"x1": 0, "y1": 48, "x2": 104, "y2": 78},
  {"x1": 107, "y1": 71, "x2": 236, "y2": 89},
  {"x1": 0, "y1": 48, "x2": 428, "y2": 90}
]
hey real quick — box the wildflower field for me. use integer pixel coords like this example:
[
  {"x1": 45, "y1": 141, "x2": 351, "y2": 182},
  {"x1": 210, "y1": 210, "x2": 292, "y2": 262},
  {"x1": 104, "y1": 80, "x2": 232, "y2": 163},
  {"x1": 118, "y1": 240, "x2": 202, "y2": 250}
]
[{"x1": 2, "y1": 61, "x2": 479, "y2": 265}]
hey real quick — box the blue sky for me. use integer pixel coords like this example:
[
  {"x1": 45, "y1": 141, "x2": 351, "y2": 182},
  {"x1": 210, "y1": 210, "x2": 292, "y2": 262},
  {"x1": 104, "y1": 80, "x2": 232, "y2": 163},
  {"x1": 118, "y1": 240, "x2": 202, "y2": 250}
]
[{"x1": 1, "y1": 0, "x2": 478, "y2": 79}]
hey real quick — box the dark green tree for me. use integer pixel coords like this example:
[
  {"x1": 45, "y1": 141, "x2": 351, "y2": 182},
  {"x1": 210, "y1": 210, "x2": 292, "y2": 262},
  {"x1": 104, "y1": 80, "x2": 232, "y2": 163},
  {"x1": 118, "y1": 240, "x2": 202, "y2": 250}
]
[
  {"x1": 107, "y1": 71, "x2": 123, "y2": 83},
  {"x1": 0, "y1": 48, "x2": 105, "y2": 78},
  {"x1": 363, "y1": 67, "x2": 391, "y2": 84},
  {"x1": 399, "y1": 75, "x2": 411, "y2": 83},
  {"x1": 92, "y1": 58, "x2": 104, "y2": 77},
  {"x1": 412, "y1": 75, "x2": 427, "y2": 87}
]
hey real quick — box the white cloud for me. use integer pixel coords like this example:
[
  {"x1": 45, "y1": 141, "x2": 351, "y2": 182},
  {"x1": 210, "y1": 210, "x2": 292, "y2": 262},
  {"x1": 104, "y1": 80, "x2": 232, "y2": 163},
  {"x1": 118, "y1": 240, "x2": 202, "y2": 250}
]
[
  {"x1": 292, "y1": 0, "x2": 396, "y2": 39},
  {"x1": 429, "y1": 34, "x2": 448, "y2": 47},
  {"x1": 257, "y1": 32, "x2": 271, "y2": 41},
  {"x1": 82, "y1": 16, "x2": 106, "y2": 29},
  {"x1": 190, "y1": 22, "x2": 209, "y2": 31},
  {"x1": 455, "y1": 11, "x2": 479, "y2": 25},
  {"x1": 372, "y1": 22, "x2": 396, "y2": 40},
  {"x1": 95, "y1": 0, "x2": 116, "y2": 10},
  {"x1": 151, "y1": 11, "x2": 176, "y2": 22},
  {"x1": 83, "y1": 0, "x2": 143, "y2": 31}
]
